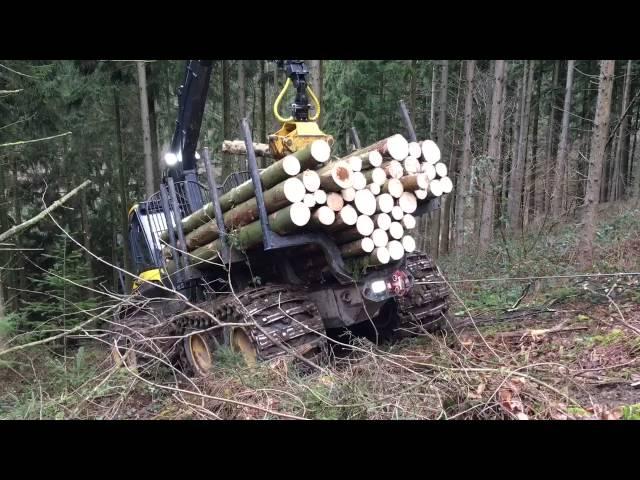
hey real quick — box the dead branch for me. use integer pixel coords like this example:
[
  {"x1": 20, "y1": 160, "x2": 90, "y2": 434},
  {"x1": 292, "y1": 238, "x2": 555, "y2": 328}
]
[
  {"x1": 0, "y1": 179, "x2": 90, "y2": 243},
  {"x1": 0, "y1": 131, "x2": 72, "y2": 148}
]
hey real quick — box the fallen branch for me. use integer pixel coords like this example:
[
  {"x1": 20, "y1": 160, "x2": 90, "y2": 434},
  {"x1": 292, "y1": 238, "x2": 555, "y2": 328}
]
[
  {"x1": 0, "y1": 131, "x2": 72, "y2": 148},
  {"x1": 0, "y1": 180, "x2": 91, "y2": 243}
]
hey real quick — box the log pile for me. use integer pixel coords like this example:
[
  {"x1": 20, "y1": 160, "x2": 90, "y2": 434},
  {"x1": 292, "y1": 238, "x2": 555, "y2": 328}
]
[{"x1": 163, "y1": 134, "x2": 451, "y2": 274}]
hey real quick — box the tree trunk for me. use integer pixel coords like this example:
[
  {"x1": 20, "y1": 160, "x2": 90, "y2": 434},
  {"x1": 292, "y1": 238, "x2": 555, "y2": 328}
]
[
  {"x1": 455, "y1": 60, "x2": 475, "y2": 251},
  {"x1": 544, "y1": 60, "x2": 560, "y2": 213},
  {"x1": 430, "y1": 60, "x2": 448, "y2": 258},
  {"x1": 441, "y1": 63, "x2": 463, "y2": 254},
  {"x1": 114, "y1": 87, "x2": 132, "y2": 292},
  {"x1": 0, "y1": 162, "x2": 8, "y2": 315},
  {"x1": 508, "y1": 61, "x2": 535, "y2": 233},
  {"x1": 259, "y1": 60, "x2": 267, "y2": 147},
  {"x1": 632, "y1": 104, "x2": 640, "y2": 198},
  {"x1": 578, "y1": 60, "x2": 615, "y2": 267},
  {"x1": 430, "y1": 63, "x2": 437, "y2": 139},
  {"x1": 222, "y1": 60, "x2": 232, "y2": 178},
  {"x1": 136, "y1": 61, "x2": 155, "y2": 198},
  {"x1": 410, "y1": 60, "x2": 417, "y2": 126},
  {"x1": 528, "y1": 62, "x2": 542, "y2": 226},
  {"x1": 479, "y1": 60, "x2": 507, "y2": 251},
  {"x1": 238, "y1": 60, "x2": 246, "y2": 121},
  {"x1": 613, "y1": 60, "x2": 632, "y2": 200},
  {"x1": 532, "y1": 62, "x2": 545, "y2": 223},
  {"x1": 551, "y1": 60, "x2": 576, "y2": 216},
  {"x1": 146, "y1": 62, "x2": 162, "y2": 187}
]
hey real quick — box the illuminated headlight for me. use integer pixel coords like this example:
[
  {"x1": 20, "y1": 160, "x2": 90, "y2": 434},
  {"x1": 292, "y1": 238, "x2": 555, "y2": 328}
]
[
  {"x1": 370, "y1": 280, "x2": 387, "y2": 294},
  {"x1": 195, "y1": 151, "x2": 201, "y2": 160},
  {"x1": 164, "y1": 152, "x2": 178, "y2": 167}
]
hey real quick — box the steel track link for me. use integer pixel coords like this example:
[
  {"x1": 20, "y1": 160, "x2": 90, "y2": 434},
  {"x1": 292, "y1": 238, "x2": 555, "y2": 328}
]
[
  {"x1": 395, "y1": 252, "x2": 451, "y2": 334},
  {"x1": 174, "y1": 285, "x2": 328, "y2": 372}
]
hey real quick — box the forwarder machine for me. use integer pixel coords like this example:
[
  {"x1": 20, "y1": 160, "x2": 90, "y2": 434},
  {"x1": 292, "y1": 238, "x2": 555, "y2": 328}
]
[{"x1": 111, "y1": 60, "x2": 450, "y2": 376}]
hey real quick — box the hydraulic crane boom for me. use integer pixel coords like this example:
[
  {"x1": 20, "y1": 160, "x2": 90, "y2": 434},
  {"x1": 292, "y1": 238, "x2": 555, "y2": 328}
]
[{"x1": 165, "y1": 60, "x2": 213, "y2": 182}]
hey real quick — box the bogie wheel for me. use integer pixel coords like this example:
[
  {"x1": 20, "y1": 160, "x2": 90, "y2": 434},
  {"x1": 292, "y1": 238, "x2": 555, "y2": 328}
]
[
  {"x1": 181, "y1": 332, "x2": 217, "y2": 377},
  {"x1": 228, "y1": 327, "x2": 258, "y2": 367}
]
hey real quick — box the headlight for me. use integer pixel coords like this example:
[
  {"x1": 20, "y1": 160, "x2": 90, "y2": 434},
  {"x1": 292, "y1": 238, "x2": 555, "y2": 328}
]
[
  {"x1": 195, "y1": 151, "x2": 201, "y2": 160},
  {"x1": 164, "y1": 152, "x2": 178, "y2": 167},
  {"x1": 370, "y1": 280, "x2": 387, "y2": 294}
]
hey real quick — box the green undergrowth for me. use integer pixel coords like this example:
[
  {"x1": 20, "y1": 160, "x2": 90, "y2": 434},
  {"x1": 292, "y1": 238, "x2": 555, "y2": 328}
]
[{"x1": 439, "y1": 204, "x2": 640, "y2": 313}]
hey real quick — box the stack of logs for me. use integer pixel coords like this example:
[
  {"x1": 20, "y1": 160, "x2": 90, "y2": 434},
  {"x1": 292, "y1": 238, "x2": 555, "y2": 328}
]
[{"x1": 163, "y1": 134, "x2": 451, "y2": 274}]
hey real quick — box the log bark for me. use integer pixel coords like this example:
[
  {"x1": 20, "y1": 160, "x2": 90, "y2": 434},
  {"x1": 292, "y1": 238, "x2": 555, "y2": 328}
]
[
  {"x1": 382, "y1": 178, "x2": 404, "y2": 198},
  {"x1": 183, "y1": 177, "x2": 305, "y2": 249},
  {"x1": 222, "y1": 140, "x2": 273, "y2": 158},
  {"x1": 363, "y1": 167, "x2": 387, "y2": 186},
  {"x1": 310, "y1": 206, "x2": 335, "y2": 226},
  {"x1": 340, "y1": 237, "x2": 375, "y2": 257},
  {"x1": 349, "y1": 134, "x2": 409, "y2": 161},
  {"x1": 167, "y1": 203, "x2": 310, "y2": 274},
  {"x1": 317, "y1": 160, "x2": 353, "y2": 191}
]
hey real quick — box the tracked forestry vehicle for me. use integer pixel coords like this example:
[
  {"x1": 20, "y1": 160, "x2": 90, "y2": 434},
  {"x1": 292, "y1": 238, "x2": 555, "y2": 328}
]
[{"x1": 110, "y1": 60, "x2": 450, "y2": 377}]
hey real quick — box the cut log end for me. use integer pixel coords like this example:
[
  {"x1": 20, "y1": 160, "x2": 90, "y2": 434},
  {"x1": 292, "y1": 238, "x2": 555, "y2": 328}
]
[
  {"x1": 386, "y1": 134, "x2": 410, "y2": 161},
  {"x1": 284, "y1": 177, "x2": 306, "y2": 203},
  {"x1": 338, "y1": 204, "x2": 358, "y2": 226},
  {"x1": 303, "y1": 193, "x2": 317, "y2": 208},
  {"x1": 354, "y1": 189, "x2": 377, "y2": 216},
  {"x1": 374, "y1": 212, "x2": 392, "y2": 231},
  {"x1": 383, "y1": 160, "x2": 404, "y2": 179},
  {"x1": 371, "y1": 167, "x2": 387, "y2": 185},
  {"x1": 283, "y1": 155, "x2": 301, "y2": 176},
  {"x1": 421, "y1": 139, "x2": 441, "y2": 164},
  {"x1": 361, "y1": 237, "x2": 375, "y2": 253},
  {"x1": 371, "y1": 247, "x2": 391, "y2": 265},
  {"x1": 341, "y1": 187, "x2": 356, "y2": 202},
  {"x1": 356, "y1": 215, "x2": 375, "y2": 237},
  {"x1": 351, "y1": 171, "x2": 367, "y2": 191},
  {"x1": 383, "y1": 178, "x2": 404, "y2": 198},
  {"x1": 347, "y1": 156, "x2": 362, "y2": 172},
  {"x1": 422, "y1": 162, "x2": 437, "y2": 180},
  {"x1": 290, "y1": 202, "x2": 311, "y2": 227},
  {"x1": 368, "y1": 151, "x2": 383, "y2": 167},
  {"x1": 391, "y1": 205, "x2": 404, "y2": 221},
  {"x1": 401, "y1": 235, "x2": 416, "y2": 253},
  {"x1": 408, "y1": 141, "x2": 422, "y2": 158},
  {"x1": 371, "y1": 228, "x2": 389, "y2": 248},
  {"x1": 399, "y1": 191, "x2": 418, "y2": 214},
  {"x1": 415, "y1": 189, "x2": 428, "y2": 200},
  {"x1": 376, "y1": 193, "x2": 394, "y2": 214},
  {"x1": 301, "y1": 169, "x2": 321, "y2": 192},
  {"x1": 429, "y1": 179, "x2": 444, "y2": 197},
  {"x1": 368, "y1": 183, "x2": 381, "y2": 195},
  {"x1": 440, "y1": 176, "x2": 453, "y2": 193},
  {"x1": 321, "y1": 160, "x2": 353, "y2": 191},
  {"x1": 387, "y1": 240, "x2": 405, "y2": 261},
  {"x1": 326, "y1": 192, "x2": 345, "y2": 212},
  {"x1": 402, "y1": 213, "x2": 416, "y2": 230},
  {"x1": 314, "y1": 189, "x2": 327, "y2": 205},
  {"x1": 311, "y1": 139, "x2": 331, "y2": 163},
  {"x1": 403, "y1": 156, "x2": 421, "y2": 174},
  {"x1": 435, "y1": 162, "x2": 448, "y2": 178},
  {"x1": 312, "y1": 205, "x2": 336, "y2": 226},
  {"x1": 389, "y1": 222, "x2": 404, "y2": 240}
]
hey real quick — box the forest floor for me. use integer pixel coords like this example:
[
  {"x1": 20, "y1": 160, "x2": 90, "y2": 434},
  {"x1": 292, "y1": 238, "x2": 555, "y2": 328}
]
[{"x1": 1, "y1": 201, "x2": 639, "y2": 420}]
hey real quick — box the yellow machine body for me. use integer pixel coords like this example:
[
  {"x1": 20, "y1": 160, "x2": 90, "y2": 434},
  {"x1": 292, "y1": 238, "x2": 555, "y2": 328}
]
[
  {"x1": 132, "y1": 268, "x2": 162, "y2": 291},
  {"x1": 268, "y1": 121, "x2": 334, "y2": 159},
  {"x1": 269, "y1": 76, "x2": 334, "y2": 158}
]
